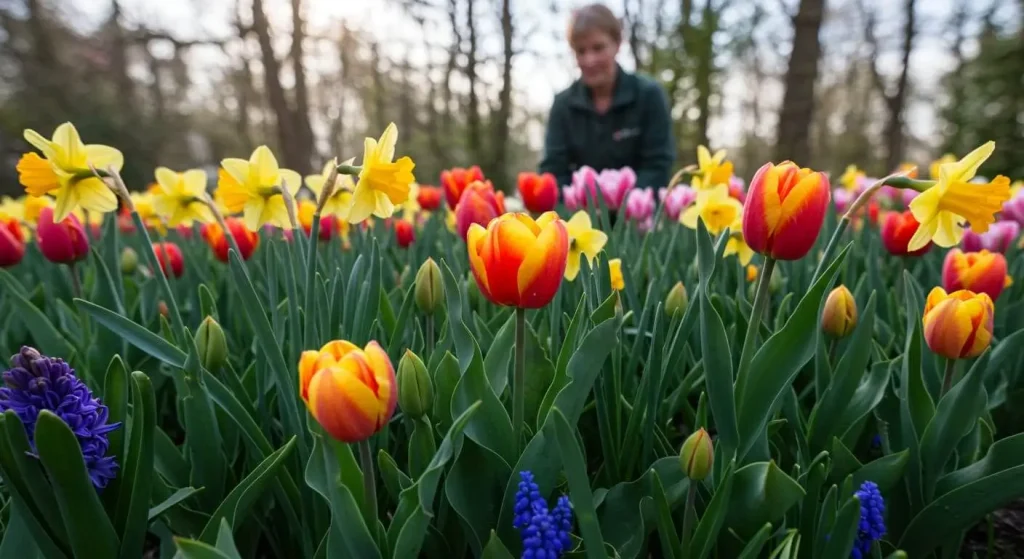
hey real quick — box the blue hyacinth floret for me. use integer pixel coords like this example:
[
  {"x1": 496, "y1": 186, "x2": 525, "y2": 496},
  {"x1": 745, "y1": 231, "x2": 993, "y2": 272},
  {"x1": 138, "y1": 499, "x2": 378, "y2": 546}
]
[
  {"x1": 0, "y1": 347, "x2": 120, "y2": 489},
  {"x1": 852, "y1": 481, "x2": 886, "y2": 559},
  {"x1": 514, "y1": 470, "x2": 573, "y2": 559}
]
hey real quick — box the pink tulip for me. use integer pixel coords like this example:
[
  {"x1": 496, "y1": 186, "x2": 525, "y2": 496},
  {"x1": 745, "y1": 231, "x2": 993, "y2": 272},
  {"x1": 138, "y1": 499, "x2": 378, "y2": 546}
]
[
  {"x1": 833, "y1": 188, "x2": 854, "y2": 215},
  {"x1": 596, "y1": 167, "x2": 636, "y2": 210},
  {"x1": 571, "y1": 166, "x2": 600, "y2": 206},
  {"x1": 624, "y1": 188, "x2": 655, "y2": 225},
  {"x1": 658, "y1": 186, "x2": 697, "y2": 221},
  {"x1": 37, "y1": 208, "x2": 89, "y2": 264},
  {"x1": 901, "y1": 188, "x2": 919, "y2": 207},
  {"x1": 1001, "y1": 192, "x2": 1024, "y2": 226},
  {"x1": 728, "y1": 176, "x2": 747, "y2": 203},
  {"x1": 961, "y1": 221, "x2": 1020, "y2": 253},
  {"x1": 562, "y1": 186, "x2": 581, "y2": 211}
]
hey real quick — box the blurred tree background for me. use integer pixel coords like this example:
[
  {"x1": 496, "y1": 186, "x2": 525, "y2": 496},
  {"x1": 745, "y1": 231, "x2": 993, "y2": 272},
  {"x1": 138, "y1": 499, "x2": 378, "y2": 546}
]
[{"x1": 0, "y1": 0, "x2": 1021, "y2": 197}]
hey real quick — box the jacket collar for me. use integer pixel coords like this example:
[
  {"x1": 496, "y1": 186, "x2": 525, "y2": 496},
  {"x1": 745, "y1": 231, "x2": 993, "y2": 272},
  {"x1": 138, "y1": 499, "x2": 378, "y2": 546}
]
[{"x1": 567, "y1": 64, "x2": 636, "y2": 112}]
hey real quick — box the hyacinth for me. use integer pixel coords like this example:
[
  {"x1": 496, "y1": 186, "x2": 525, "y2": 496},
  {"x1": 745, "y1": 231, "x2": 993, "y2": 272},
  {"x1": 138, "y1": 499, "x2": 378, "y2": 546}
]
[
  {"x1": 852, "y1": 481, "x2": 886, "y2": 559},
  {"x1": 514, "y1": 470, "x2": 574, "y2": 558},
  {"x1": 0, "y1": 347, "x2": 120, "y2": 489}
]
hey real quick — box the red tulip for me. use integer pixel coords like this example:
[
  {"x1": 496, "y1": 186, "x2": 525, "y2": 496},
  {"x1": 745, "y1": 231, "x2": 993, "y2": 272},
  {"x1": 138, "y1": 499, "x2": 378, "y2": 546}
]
[
  {"x1": 152, "y1": 242, "x2": 184, "y2": 278},
  {"x1": 202, "y1": 217, "x2": 260, "y2": 262},
  {"x1": 417, "y1": 186, "x2": 443, "y2": 211},
  {"x1": 395, "y1": 220, "x2": 415, "y2": 248},
  {"x1": 880, "y1": 211, "x2": 930, "y2": 256},
  {"x1": 455, "y1": 180, "x2": 506, "y2": 240},
  {"x1": 0, "y1": 217, "x2": 25, "y2": 267},
  {"x1": 37, "y1": 207, "x2": 89, "y2": 264},
  {"x1": 518, "y1": 172, "x2": 559, "y2": 213},
  {"x1": 441, "y1": 166, "x2": 485, "y2": 208},
  {"x1": 742, "y1": 161, "x2": 830, "y2": 260}
]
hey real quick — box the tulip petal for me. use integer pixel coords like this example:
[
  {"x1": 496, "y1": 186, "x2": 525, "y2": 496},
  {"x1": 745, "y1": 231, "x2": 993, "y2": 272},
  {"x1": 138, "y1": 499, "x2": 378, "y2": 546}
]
[
  {"x1": 308, "y1": 365, "x2": 377, "y2": 442},
  {"x1": 467, "y1": 223, "x2": 493, "y2": 298},
  {"x1": 517, "y1": 219, "x2": 568, "y2": 308},
  {"x1": 481, "y1": 217, "x2": 536, "y2": 305}
]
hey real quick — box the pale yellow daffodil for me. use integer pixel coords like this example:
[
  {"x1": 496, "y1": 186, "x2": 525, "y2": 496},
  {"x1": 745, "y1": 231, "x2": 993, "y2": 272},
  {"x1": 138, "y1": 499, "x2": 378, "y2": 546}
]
[
  {"x1": 349, "y1": 123, "x2": 416, "y2": 224},
  {"x1": 609, "y1": 258, "x2": 624, "y2": 291},
  {"x1": 723, "y1": 217, "x2": 754, "y2": 265},
  {"x1": 401, "y1": 183, "x2": 421, "y2": 222},
  {"x1": 908, "y1": 142, "x2": 1012, "y2": 251},
  {"x1": 564, "y1": 211, "x2": 608, "y2": 281},
  {"x1": 929, "y1": 154, "x2": 956, "y2": 180},
  {"x1": 305, "y1": 158, "x2": 355, "y2": 221},
  {"x1": 218, "y1": 145, "x2": 302, "y2": 231},
  {"x1": 680, "y1": 184, "x2": 743, "y2": 235},
  {"x1": 840, "y1": 165, "x2": 864, "y2": 191},
  {"x1": 18, "y1": 122, "x2": 123, "y2": 222},
  {"x1": 152, "y1": 167, "x2": 214, "y2": 227},
  {"x1": 696, "y1": 145, "x2": 733, "y2": 188},
  {"x1": 131, "y1": 191, "x2": 167, "y2": 234}
]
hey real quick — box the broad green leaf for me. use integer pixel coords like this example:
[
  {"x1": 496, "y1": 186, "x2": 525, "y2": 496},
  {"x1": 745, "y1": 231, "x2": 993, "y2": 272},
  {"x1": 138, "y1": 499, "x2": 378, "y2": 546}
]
[
  {"x1": 936, "y1": 432, "x2": 1024, "y2": 496},
  {"x1": 852, "y1": 450, "x2": 910, "y2": 494},
  {"x1": 724, "y1": 461, "x2": 806, "y2": 538},
  {"x1": 113, "y1": 372, "x2": 156, "y2": 559},
  {"x1": 76, "y1": 299, "x2": 186, "y2": 368},
  {"x1": 480, "y1": 531, "x2": 515, "y2": 559},
  {"x1": 690, "y1": 460, "x2": 737, "y2": 559},
  {"x1": 550, "y1": 408, "x2": 605, "y2": 559},
  {"x1": 483, "y1": 315, "x2": 516, "y2": 396},
  {"x1": 148, "y1": 487, "x2": 204, "y2": 522},
  {"x1": 0, "y1": 269, "x2": 73, "y2": 358},
  {"x1": 0, "y1": 502, "x2": 44, "y2": 559},
  {"x1": 820, "y1": 496, "x2": 859, "y2": 559},
  {"x1": 735, "y1": 523, "x2": 772, "y2": 559}
]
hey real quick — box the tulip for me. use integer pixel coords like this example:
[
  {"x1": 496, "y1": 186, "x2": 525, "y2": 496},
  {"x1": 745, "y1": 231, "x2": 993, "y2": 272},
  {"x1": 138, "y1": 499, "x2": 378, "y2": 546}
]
[
  {"x1": 562, "y1": 185, "x2": 582, "y2": 211},
  {"x1": 455, "y1": 180, "x2": 505, "y2": 240},
  {"x1": 624, "y1": 188, "x2": 655, "y2": 226},
  {"x1": 397, "y1": 350, "x2": 433, "y2": 419},
  {"x1": 664, "y1": 281, "x2": 688, "y2": 317},
  {"x1": 120, "y1": 247, "x2": 138, "y2": 274},
  {"x1": 441, "y1": 165, "x2": 485, "y2": 208},
  {"x1": 679, "y1": 428, "x2": 713, "y2": 481},
  {"x1": 879, "y1": 211, "x2": 929, "y2": 256},
  {"x1": 414, "y1": 258, "x2": 443, "y2": 315},
  {"x1": 395, "y1": 219, "x2": 415, "y2": 248},
  {"x1": 202, "y1": 217, "x2": 260, "y2": 262},
  {"x1": 297, "y1": 199, "x2": 336, "y2": 241},
  {"x1": 961, "y1": 221, "x2": 1019, "y2": 253},
  {"x1": 417, "y1": 186, "x2": 443, "y2": 211},
  {"x1": 596, "y1": 167, "x2": 636, "y2": 210},
  {"x1": 746, "y1": 264, "x2": 758, "y2": 283},
  {"x1": 152, "y1": 242, "x2": 184, "y2": 278},
  {"x1": 298, "y1": 340, "x2": 397, "y2": 443},
  {"x1": 659, "y1": 186, "x2": 696, "y2": 221},
  {"x1": 728, "y1": 176, "x2": 746, "y2": 202},
  {"x1": 942, "y1": 249, "x2": 1009, "y2": 301},
  {"x1": 609, "y1": 258, "x2": 624, "y2": 291},
  {"x1": 570, "y1": 166, "x2": 600, "y2": 207},
  {"x1": 1001, "y1": 190, "x2": 1024, "y2": 227},
  {"x1": 37, "y1": 207, "x2": 88, "y2": 264},
  {"x1": 517, "y1": 172, "x2": 558, "y2": 214},
  {"x1": 0, "y1": 217, "x2": 25, "y2": 268},
  {"x1": 922, "y1": 287, "x2": 994, "y2": 360},
  {"x1": 466, "y1": 212, "x2": 568, "y2": 308},
  {"x1": 743, "y1": 161, "x2": 831, "y2": 260},
  {"x1": 821, "y1": 285, "x2": 858, "y2": 338},
  {"x1": 195, "y1": 316, "x2": 228, "y2": 371}
]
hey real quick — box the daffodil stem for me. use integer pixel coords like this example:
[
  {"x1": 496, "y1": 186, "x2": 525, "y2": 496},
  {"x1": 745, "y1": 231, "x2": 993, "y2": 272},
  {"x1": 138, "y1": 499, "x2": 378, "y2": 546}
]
[
  {"x1": 942, "y1": 359, "x2": 957, "y2": 396},
  {"x1": 513, "y1": 306, "x2": 527, "y2": 453},
  {"x1": 736, "y1": 257, "x2": 776, "y2": 404},
  {"x1": 680, "y1": 482, "x2": 698, "y2": 552},
  {"x1": 302, "y1": 213, "x2": 321, "y2": 348},
  {"x1": 358, "y1": 438, "x2": 378, "y2": 528}
]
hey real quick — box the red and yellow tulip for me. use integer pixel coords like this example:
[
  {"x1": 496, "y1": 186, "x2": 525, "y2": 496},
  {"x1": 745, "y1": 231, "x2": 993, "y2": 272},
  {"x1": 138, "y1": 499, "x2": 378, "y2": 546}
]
[
  {"x1": 202, "y1": 217, "x2": 260, "y2": 262},
  {"x1": 821, "y1": 285, "x2": 857, "y2": 338},
  {"x1": 37, "y1": 207, "x2": 89, "y2": 264},
  {"x1": 442, "y1": 165, "x2": 485, "y2": 208},
  {"x1": 298, "y1": 340, "x2": 397, "y2": 443},
  {"x1": 922, "y1": 287, "x2": 994, "y2": 360},
  {"x1": 467, "y1": 212, "x2": 568, "y2": 308},
  {"x1": 455, "y1": 180, "x2": 505, "y2": 240},
  {"x1": 941, "y1": 249, "x2": 1010, "y2": 302},
  {"x1": 742, "y1": 161, "x2": 830, "y2": 260}
]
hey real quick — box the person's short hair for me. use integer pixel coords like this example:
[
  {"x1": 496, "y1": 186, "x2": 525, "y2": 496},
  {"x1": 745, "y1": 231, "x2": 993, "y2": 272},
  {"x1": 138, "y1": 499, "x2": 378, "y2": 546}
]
[{"x1": 568, "y1": 4, "x2": 622, "y2": 47}]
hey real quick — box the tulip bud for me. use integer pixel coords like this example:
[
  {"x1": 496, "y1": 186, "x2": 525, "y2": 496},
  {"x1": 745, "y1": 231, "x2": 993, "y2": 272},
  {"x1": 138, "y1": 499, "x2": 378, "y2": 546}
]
[
  {"x1": 196, "y1": 316, "x2": 228, "y2": 371},
  {"x1": 665, "y1": 281, "x2": 688, "y2": 317},
  {"x1": 415, "y1": 258, "x2": 443, "y2": 315},
  {"x1": 679, "y1": 428, "x2": 713, "y2": 481},
  {"x1": 397, "y1": 350, "x2": 433, "y2": 418},
  {"x1": 821, "y1": 285, "x2": 858, "y2": 338},
  {"x1": 768, "y1": 266, "x2": 784, "y2": 294},
  {"x1": 158, "y1": 301, "x2": 169, "y2": 317},
  {"x1": 120, "y1": 247, "x2": 138, "y2": 274}
]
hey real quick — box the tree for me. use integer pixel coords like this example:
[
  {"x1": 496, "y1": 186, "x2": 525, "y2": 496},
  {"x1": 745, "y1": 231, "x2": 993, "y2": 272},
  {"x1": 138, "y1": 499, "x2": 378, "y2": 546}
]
[
  {"x1": 861, "y1": 0, "x2": 916, "y2": 172},
  {"x1": 775, "y1": 0, "x2": 824, "y2": 163}
]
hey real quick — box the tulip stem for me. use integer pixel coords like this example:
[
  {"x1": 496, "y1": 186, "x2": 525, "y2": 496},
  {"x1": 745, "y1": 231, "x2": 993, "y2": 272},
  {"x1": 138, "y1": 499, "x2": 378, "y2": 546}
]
[
  {"x1": 358, "y1": 438, "x2": 378, "y2": 528},
  {"x1": 942, "y1": 359, "x2": 957, "y2": 396},
  {"x1": 680, "y1": 482, "x2": 698, "y2": 553},
  {"x1": 68, "y1": 262, "x2": 82, "y2": 299},
  {"x1": 737, "y1": 257, "x2": 776, "y2": 403},
  {"x1": 513, "y1": 306, "x2": 527, "y2": 453}
]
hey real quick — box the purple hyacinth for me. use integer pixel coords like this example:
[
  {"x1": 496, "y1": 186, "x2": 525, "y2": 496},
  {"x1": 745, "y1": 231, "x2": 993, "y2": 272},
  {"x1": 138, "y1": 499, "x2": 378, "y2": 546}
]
[
  {"x1": 514, "y1": 470, "x2": 573, "y2": 559},
  {"x1": 0, "y1": 347, "x2": 120, "y2": 489},
  {"x1": 852, "y1": 481, "x2": 886, "y2": 559}
]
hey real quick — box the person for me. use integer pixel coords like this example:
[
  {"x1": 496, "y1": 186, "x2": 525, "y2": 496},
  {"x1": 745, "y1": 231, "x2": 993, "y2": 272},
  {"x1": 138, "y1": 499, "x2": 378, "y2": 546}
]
[{"x1": 539, "y1": 3, "x2": 675, "y2": 191}]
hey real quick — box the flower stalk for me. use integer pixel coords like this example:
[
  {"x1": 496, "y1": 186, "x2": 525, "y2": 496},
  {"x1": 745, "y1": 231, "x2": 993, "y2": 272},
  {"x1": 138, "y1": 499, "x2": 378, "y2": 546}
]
[{"x1": 513, "y1": 306, "x2": 527, "y2": 453}]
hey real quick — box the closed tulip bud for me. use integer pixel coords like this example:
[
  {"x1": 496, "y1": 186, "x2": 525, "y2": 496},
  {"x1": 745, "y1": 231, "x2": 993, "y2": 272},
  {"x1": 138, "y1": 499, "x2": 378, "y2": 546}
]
[
  {"x1": 397, "y1": 350, "x2": 433, "y2": 418},
  {"x1": 415, "y1": 258, "x2": 443, "y2": 315},
  {"x1": 467, "y1": 212, "x2": 569, "y2": 308},
  {"x1": 679, "y1": 428, "x2": 713, "y2": 481},
  {"x1": 665, "y1": 281, "x2": 688, "y2": 317},
  {"x1": 37, "y1": 207, "x2": 88, "y2": 264},
  {"x1": 821, "y1": 285, "x2": 857, "y2": 338},
  {"x1": 120, "y1": 247, "x2": 138, "y2": 274},
  {"x1": 942, "y1": 248, "x2": 1008, "y2": 302},
  {"x1": 153, "y1": 242, "x2": 184, "y2": 278},
  {"x1": 395, "y1": 219, "x2": 415, "y2": 248},
  {"x1": 768, "y1": 266, "x2": 784, "y2": 294},
  {"x1": 518, "y1": 171, "x2": 559, "y2": 214},
  {"x1": 0, "y1": 217, "x2": 25, "y2": 268},
  {"x1": 441, "y1": 165, "x2": 485, "y2": 208},
  {"x1": 923, "y1": 287, "x2": 994, "y2": 360},
  {"x1": 196, "y1": 316, "x2": 228, "y2": 371},
  {"x1": 298, "y1": 340, "x2": 397, "y2": 443},
  {"x1": 743, "y1": 162, "x2": 831, "y2": 260},
  {"x1": 455, "y1": 181, "x2": 506, "y2": 240},
  {"x1": 158, "y1": 301, "x2": 169, "y2": 317}
]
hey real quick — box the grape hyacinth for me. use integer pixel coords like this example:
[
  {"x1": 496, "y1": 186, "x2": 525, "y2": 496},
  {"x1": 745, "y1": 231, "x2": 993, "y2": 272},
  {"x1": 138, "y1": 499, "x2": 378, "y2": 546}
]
[
  {"x1": 852, "y1": 481, "x2": 886, "y2": 559},
  {"x1": 514, "y1": 470, "x2": 574, "y2": 559},
  {"x1": 0, "y1": 347, "x2": 120, "y2": 489}
]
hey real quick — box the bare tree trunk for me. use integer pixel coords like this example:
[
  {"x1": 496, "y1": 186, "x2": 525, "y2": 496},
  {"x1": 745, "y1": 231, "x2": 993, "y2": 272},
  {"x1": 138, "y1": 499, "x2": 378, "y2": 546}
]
[
  {"x1": 251, "y1": 0, "x2": 299, "y2": 167},
  {"x1": 109, "y1": 0, "x2": 136, "y2": 117},
  {"x1": 465, "y1": 0, "x2": 482, "y2": 163},
  {"x1": 290, "y1": 0, "x2": 314, "y2": 172},
  {"x1": 624, "y1": 0, "x2": 644, "y2": 71},
  {"x1": 774, "y1": 0, "x2": 824, "y2": 162},
  {"x1": 370, "y1": 42, "x2": 387, "y2": 133},
  {"x1": 335, "y1": 23, "x2": 352, "y2": 156},
  {"x1": 489, "y1": 0, "x2": 514, "y2": 188},
  {"x1": 694, "y1": 0, "x2": 717, "y2": 149},
  {"x1": 883, "y1": 0, "x2": 915, "y2": 171},
  {"x1": 145, "y1": 46, "x2": 165, "y2": 122}
]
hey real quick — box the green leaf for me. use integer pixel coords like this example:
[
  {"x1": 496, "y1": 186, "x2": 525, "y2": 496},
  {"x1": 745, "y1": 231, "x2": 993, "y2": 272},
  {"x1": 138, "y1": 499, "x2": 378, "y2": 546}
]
[
  {"x1": 820, "y1": 496, "x2": 860, "y2": 559},
  {"x1": 853, "y1": 450, "x2": 910, "y2": 494},
  {"x1": 35, "y1": 410, "x2": 120, "y2": 558},
  {"x1": 174, "y1": 538, "x2": 236, "y2": 559},
  {"x1": 149, "y1": 487, "x2": 205, "y2": 522},
  {"x1": 480, "y1": 531, "x2": 515, "y2": 559},
  {"x1": 182, "y1": 352, "x2": 227, "y2": 510},
  {"x1": 483, "y1": 315, "x2": 516, "y2": 396},
  {"x1": 0, "y1": 501, "x2": 44, "y2": 559},
  {"x1": 735, "y1": 523, "x2": 772, "y2": 559},
  {"x1": 431, "y1": 352, "x2": 460, "y2": 432},
  {"x1": 690, "y1": 460, "x2": 737, "y2": 559},
  {"x1": 725, "y1": 461, "x2": 806, "y2": 538},
  {"x1": 550, "y1": 408, "x2": 605, "y2": 559},
  {"x1": 101, "y1": 356, "x2": 129, "y2": 500},
  {"x1": 378, "y1": 449, "x2": 413, "y2": 503},
  {"x1": 697, "y1": 246, "x2": 738, "y2": 457},
  {"x1": 0, "y1": 269, "x2": 73, "y2": 358},
  {"x1": 214, "y1": 519, "x2": 244, "y2": 559},
  {"x1": 198, "y1": 437, "x2": 297, "y2": 543},
  {"x1": 523, "y1": 323, "x2": 556, "y2": 430},
  {"x1": 113, "y1": 372, "x2": 156, "y2": 559},
  {"x1": 75, "y1": 299, "x2": 186, "y2": 368},
  {"x1": 936, "y1": 431, "x2": 1024, "y2": 496},
  {"x1": 649, "y1": 471, "x2": 681, "y2": 559},
  {"x1": 837, "y1": 359, "x2": 893, "y2": 446}
]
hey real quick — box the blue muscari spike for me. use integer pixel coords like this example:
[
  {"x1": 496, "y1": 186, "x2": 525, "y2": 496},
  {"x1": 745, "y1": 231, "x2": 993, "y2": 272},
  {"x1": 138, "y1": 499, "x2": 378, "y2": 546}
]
[{"x1": 514, "y1": 470, "x2": 574, "y2": 559}]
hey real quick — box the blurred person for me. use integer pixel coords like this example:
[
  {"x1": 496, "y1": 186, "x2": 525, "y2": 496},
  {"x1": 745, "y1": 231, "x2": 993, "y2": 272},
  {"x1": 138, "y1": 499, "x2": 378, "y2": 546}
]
[{"x1": 540, "y1": 3, "x2": 675, "y2": 191}]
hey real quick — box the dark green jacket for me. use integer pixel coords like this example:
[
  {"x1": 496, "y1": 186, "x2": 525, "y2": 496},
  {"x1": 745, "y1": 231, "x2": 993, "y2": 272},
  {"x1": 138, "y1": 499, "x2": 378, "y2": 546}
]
[{"x1": 539, "y1": 66, "x2": 675, "y2": 190}]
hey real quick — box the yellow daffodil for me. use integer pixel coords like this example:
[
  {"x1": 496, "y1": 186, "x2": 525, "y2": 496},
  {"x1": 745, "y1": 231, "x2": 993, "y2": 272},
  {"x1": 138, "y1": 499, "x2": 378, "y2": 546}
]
[
  {"x1": 746, "y1": 264, "x2": 758, "y2": 282},
  {"x1": 131, "y1": 191, "x2": 166, "y2": 234},
  {"x1": 840, "y1": 165, "x2": 864, "y2": 191},
  {"x1": 71, "y1": 206, "x2": 104, "y2": 230},
  {"x1": 565, "y1": 211, "x2": 608, "y2": 281},
  {"x1": 401, "y1": 183, "x2": 421, "y2": 222},
  {"x1": 218, "y1": 145, "x2": 301, "y2": 231},
  {"x1": 908, "y1": 142, "x2": 1011, "y2": 251},
  {"x1": 18, "y1": 122, "x2": 123, "y2": 222},
  {"x1": 445, "y1": 209, "x2": 457, "y2": 233},
  {"x1": 1011, "y1": 180, "x2": 1023, "y2": 198},
  {"x1": 348, "y1": 123, "x2": 416, "y2": 224},
  {"x1": 305, "y1": 158, "x2": 355, "y2": 221},
  {"x1": 152, "y1": 167, "x2": 213, "y2": 227},
  {"x1": 0, "y1": 197, "x2": 24, "y2": 222},
  {"x1": 696, "y1": 145, "x2": 733, "y2": 188},
  {"x1": 21, "y1": 195, "x2": 52, "y2": 224},
  {"x1": 929, "y1": 154, "x2": 956, "y2": 180},
  {"x1": 609, "y1": 258, "x2": 625, "y2": 291},
  {"x1": 724, "y1": 217, "x2": 754, "y2": 265},
  {"x1": 680, "y1": 184, "x2": 743, "y2": 235}
]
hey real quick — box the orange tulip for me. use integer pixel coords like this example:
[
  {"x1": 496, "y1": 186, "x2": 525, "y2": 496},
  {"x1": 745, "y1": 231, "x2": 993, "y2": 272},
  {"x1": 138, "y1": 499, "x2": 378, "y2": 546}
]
[
  {"x1": 467, "y1": 212, "x2": 568, "y2": 308},
  {"x1": 922, "y1": 287, "x2": 994, "y2": 360},
  {"x1": 202, "y1": 217, "x2": 260, "y2": 262},
  {"x1": 298, "y1": 340, "x2": 397, "y2": 443},
  {"x1": 0, "y1": 217, "x2": 25, "y2": 268},
  {"x1": 880, "y1": 210, "x2": 930, "y2": 256},
  {"x1": 455, "y1": 180, "x2": 505, "y2": 240},
  {"x1": 417, "y1": 186, "x2": 443, "y2": 211},
  {"x1": 742, "y1": 161, "x2": 830, "y2": 260},
  {"x1": 518, "y1": 172, "x2": 559, "y2": 214},
  {"x1": 942, "y1": 249, "x2": 1009, "y2": 301},
  {"x1": 441, "y1": 165, "x2": 485, "y2": 208}
]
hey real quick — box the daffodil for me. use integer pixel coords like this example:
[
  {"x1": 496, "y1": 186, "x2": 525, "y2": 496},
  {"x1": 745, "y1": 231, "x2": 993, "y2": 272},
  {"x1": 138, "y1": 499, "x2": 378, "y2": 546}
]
[
  {"x1": 680, "y1": 184, "x2": 743, "y2": 235},
  {"x1": 71, "y1": 207, "x2": 104, "y2": 231},
  {"x1": 565, "y1": 211, "x2": 608, "y2": 281},
  {"x1": 724, "y1": 217, "x2": 754, "y2": 265},
  {"x1": 609, "y1": 258, "x2": 625, "y2": 291},
  {"x1": 1011, "y1": 180, "x2": 1023, "y2": 198},
  {"x1": 908, "y1": 142, "x2": 1011, "y2": 251},
  {"x1": 152, "y1": 167, "x2": 214, "y2": 227},
  {"x1": 401, "y1": 183, "x2": 421, "y2": 222},
  {"x1": 0, "y1": 197, "x2": 24, "y2": 222},
  {"x1": 696, "y1": 145, "x2": 733, "y2": 188},
  {"x1": 131, "y1": 191, "x2": 166, "y2": 234},
  {"x1": 929, "y1": 154, "x2": 956, "y2": 180},
  {"x1": 840, "y1": 165, "x2": 864, "y2": 191},
  {"x1": 305, "y1": 158, "x2": 355, "y2": 220},
  {"x1": 218, "y1": 146, "x2": 301, "y2": 231},
  {"x1": 349, "y1": 123, "x2": 416, "y2": 223},
  {"x1": 18, "y1": 123, "x2": 123, "y2": 222},
  {"x1": 21, "y1": 195, "x2": 52, "y2": 224},
  {"x1": 445, "y1": 209, "x2": 457, "y2": 233}
]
